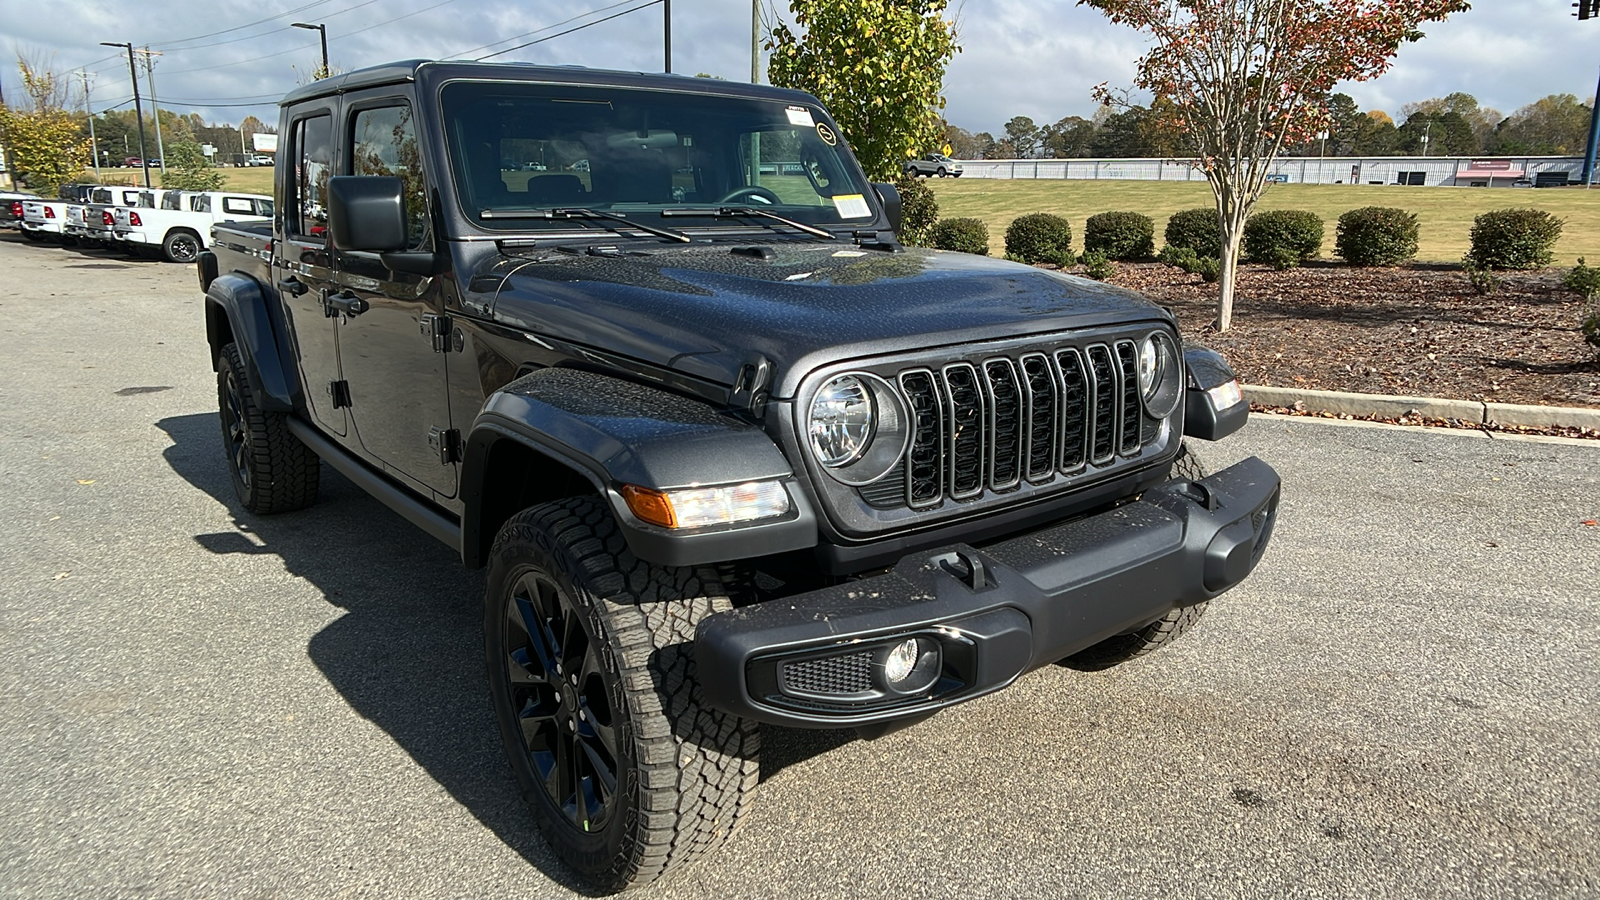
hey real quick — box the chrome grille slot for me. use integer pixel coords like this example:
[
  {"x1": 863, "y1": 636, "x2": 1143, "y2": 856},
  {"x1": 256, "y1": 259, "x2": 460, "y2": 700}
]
[
  {"x1": 1115, "y1": 340, "x2": 1141, "y2": 455},
  {"x1": 1086, "y1": 345, "x2": 1117, "y2": 464},
  {"x1": 1056, "y1": 349, "x2": 1088, "y2": 472},
  {"x1": 899, "y1": 370, "x2": 944, "y2": 508},
  {"x1": 943, "y1": 363, "x2": 986, "y2": 499},
  {"x1": 1020, "y1": 353, "x2": 1059, "y2": 483},
  {"x1": 983, "y1": 359, "x2": 1023, "y2": 491}
]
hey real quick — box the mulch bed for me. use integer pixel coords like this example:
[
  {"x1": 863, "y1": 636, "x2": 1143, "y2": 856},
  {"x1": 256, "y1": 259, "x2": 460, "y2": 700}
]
[{"x1": 1100, "y1": 261, "x2": 1600, "y2": 411}]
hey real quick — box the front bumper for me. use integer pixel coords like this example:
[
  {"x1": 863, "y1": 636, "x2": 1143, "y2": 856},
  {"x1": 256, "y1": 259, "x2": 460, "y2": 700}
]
[{"x1": 696, "y1": 456, "x2": 1280, "y2": 728}]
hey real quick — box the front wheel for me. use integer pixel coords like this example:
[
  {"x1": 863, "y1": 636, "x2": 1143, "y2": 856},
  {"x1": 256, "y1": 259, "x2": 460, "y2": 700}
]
[
  {"x1": 936, "y1": 167, "x2": 948, "y2": 177},
  {"x1": 217, "y1": 343, "x2": 319, "y2": 513},
  {"x1": 1059, "y1": 444, "x2": 1210, "y2": 671},
  {"x1": 485, "y1": 497, "x2": 759, "y2": 892}
]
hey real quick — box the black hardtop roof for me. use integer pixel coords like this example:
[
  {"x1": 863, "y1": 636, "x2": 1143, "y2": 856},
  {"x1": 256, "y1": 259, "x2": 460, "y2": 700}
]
[{"x1": 279, "y1": 59, "x2": 821, "y2": 107}]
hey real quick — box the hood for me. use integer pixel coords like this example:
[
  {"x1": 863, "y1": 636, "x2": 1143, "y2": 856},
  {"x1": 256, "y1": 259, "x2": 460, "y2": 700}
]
[{"x1": 479, "y1": 243, "x2": 1171, "y2": 398}]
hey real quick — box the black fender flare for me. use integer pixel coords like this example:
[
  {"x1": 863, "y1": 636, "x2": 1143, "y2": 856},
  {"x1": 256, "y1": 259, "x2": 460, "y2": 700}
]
[
  {"x1": 1183, "y1": 345, "x2": 1248, "y2": 441},
  {"x1": 204, "y1": 272, "x2": 301, "y2": 413},
  {"x1": 461, "y1": 368, "x2": 818, "y2": 569}
]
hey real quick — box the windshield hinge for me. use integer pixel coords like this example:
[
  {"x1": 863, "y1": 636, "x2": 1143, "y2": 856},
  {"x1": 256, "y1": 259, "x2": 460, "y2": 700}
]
[
  {"x1": 421, "y1": 314, "x2": 459, "y2": 353},
  {"x1": 729, "y1": 355, "x2": 773, "y2": 420},
  {"x1": 852, "y1": 230, "x2": 902, "y2": 252}
]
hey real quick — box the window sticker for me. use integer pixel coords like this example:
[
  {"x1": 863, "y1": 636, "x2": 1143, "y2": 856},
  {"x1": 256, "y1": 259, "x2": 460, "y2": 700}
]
[
  {"x1": 815, "y1": 122, "x2": 838, "y2": 146},
  {"x1": 785, "y1": 106, "x2": 816, "y2": 127},
  {"x1": 832, "y1": 193, "x2": 872, "y2": 219},
  {"x1": 832, "y1": 250, "x2": 866, "y2": 258}
]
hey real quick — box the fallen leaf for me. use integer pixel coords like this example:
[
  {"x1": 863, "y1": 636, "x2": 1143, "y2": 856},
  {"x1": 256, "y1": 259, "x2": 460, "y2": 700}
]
[
  {"x1": 53, "y1": 572, "x2": 69, "y2": 580},
  {"x1": 77, "y1": 480, "x2": 95, "y2": 485},
  {"x1": 1583, "y1": 520, "x2": 1598, "y2": 527}
]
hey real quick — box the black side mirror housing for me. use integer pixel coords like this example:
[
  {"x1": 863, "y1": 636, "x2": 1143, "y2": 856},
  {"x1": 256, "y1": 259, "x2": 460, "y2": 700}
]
[
  {"x1": 872, "y1": 182, "x2": 902, "y2": 234},
  {"x1": 327, "y1": 175, "x2": 408, "y2": 252}
]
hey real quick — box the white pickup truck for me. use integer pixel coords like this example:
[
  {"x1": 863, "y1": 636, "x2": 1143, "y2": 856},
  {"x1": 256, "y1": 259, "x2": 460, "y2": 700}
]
[
  {"x1": 111, "y1": 189, "x2": 272, "y2": 262},
  {"x1": 68, "y1": 185, "x2": 148, "y2": 249},
  {"x1": 20, "y1": 184, "x2": 98, "y2": 244}
]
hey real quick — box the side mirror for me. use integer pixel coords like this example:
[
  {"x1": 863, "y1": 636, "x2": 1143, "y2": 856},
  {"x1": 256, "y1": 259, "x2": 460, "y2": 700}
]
[
  {"x1": 872, "y1": 182, "x2": 902, "y2": 233},
  {"x1": 327, "y1": 175, "x2": 407, "y2": 252}
]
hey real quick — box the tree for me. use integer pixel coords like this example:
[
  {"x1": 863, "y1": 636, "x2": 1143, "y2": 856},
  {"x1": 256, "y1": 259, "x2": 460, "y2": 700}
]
[
  {"x1": 0, "y1": 58, "x2": 89, "y2": 194},
  {"x1": 943, "y1": 123, "x2": 984, "y2": 158},
  {"x1": 1401, "y1": 91, "x2": 1498, "y2": 150},
  {"x1": 1488, "y1": 94, "x2": 1592, "y2": 155},
  {"x1": 1396, "y1": 109, "x2": 1476, "y2": 156},
  {"x1": 163, "y1": 140, "x2": 223, "y2": 191},
  {"x1": 1080, "y1": 0, "x2": 1469, "y2": 331},
  {"x1": 1041, "y1": 115, "x2": 1096, "y2": 158},
  {"x1": 1002, "y1": 115, "x2": 1041, "y2": 158},
  {"x1": 767, "y1": 0, "x2": 960, "y2": 181}
]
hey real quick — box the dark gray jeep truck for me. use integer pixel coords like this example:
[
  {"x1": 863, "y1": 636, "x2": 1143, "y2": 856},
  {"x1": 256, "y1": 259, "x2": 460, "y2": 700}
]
[{"x1": 201, "y1": 59, "x2": 1280, "y2": 892}]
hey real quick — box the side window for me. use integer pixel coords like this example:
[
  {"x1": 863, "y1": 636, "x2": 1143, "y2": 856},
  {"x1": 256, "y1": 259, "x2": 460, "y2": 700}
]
[
  {"x1": 293, "y1": 115, "x2": 333, "y2": 239},
  {"x1": 191, "y1": 195, "x2": 211, "y2": 213},
  {"x1": 350, "y1": 104, "x2": 429, "y2": 249},
  {"x1": 222, "y1": 197, "x2": 254, "y2": 215}
]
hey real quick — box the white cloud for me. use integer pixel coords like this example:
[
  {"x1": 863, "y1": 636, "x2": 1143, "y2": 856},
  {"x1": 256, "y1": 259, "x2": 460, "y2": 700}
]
[{"x1": 2, "y1": 0, "x2": 1595, "y2": 136}]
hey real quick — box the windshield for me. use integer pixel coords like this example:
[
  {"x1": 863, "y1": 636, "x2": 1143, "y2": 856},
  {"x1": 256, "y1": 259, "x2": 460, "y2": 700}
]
[{"x1": 440, "y1": 81, "x2": 880, "y2": 233}]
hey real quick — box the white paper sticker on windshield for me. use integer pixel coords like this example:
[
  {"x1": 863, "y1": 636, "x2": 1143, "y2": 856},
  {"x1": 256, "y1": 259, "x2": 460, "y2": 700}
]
[
  {"x1": 832, "y1": 193, "x2": 872, "y2": 219},
  {"x1": 786, "y1": 106, "x2": 816, "y2": 127},
  {"x1": 832, "y1": 250, "x2": 866, "y2": 258}
]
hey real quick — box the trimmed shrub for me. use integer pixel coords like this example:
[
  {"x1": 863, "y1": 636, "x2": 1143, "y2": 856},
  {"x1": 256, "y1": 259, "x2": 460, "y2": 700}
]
[
  {"x1": 1164, "y1": 207, "x2": 1223, "y2": 258},
  {"x1": 929, "y1": 217, "x2": 990, "y2": 255},
  {"x1": 1562, "y1": 257, "x2": 1600, "y2": 301},
  {"x1": 893, "y1": 175, "x2": 938, "y2": 247},
  {"x1": 1080, "y1": 249, "x2": 1113, "y2": 281},
  {"x1": 1005, "y1": 212, "x2": 1075, "y2": 266},
  {"x1": 1243, "y1": 209, "x2": 1323, "y2": 269},
  {"x1": 1084, "y1": 211, "x2": 1155, "y2": 261},
  {"x1": 1195, "y1": 257, "x2": 1221, "y2": 283},
  {"x1": 1336, "y1": 206, "x2": 1420, "y2": 267},
  {"x1": 1157, "y1": 244, "x2": 1200, "y2": 270},
  {"x1": 1467, "y1": 208, "x2": 1564, "y2": 271},
  {"x1": 1463, "y1": 257, "x2": 1500, "y2": 295},
  {"x1": 1583, "y1": 310, "x2": 1600, "y2": 354}
]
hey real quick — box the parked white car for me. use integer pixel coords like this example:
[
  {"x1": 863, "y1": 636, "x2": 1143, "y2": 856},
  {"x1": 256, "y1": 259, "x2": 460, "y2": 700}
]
[
  {"x1": 77, "y1": 186, "x2": 150, "y2": 248},
  {"x1": 19, "y1": 198, "x2": 68, "y2": 241},
  {"x1": 112, "y1": 190, "x2": 273, "y2": 262}
]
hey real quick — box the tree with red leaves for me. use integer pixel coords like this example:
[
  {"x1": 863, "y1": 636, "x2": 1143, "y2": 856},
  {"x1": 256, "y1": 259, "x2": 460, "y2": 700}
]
[{"x1": 1080, "y1": 0, "x2": 1469, "y2": 331}]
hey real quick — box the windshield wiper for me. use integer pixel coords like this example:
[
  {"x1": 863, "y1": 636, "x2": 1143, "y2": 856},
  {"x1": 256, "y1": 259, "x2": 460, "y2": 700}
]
[
  {"x1": 479, "y1": 207, "x2": 690, "y2": 243},
  {"x1": 661, "y1": 206, "x2": 837, "y2": 240}
]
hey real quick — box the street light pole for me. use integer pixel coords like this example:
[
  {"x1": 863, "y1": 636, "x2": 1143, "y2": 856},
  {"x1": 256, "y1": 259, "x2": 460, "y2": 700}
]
[
  {"x1": 663, "y1": 0, "x2": 672, "y2": 73},
  {"x1": 79, "y1": 70, "x2": 100, "y2": 177},
  {"x1": 752, "y1": 0, "x2": 760, "y2": 83},
  {"x1": 291, "y1": 22, "x2": 329, "y2": 78},
  {"x1": 136, "y1": 48, "x2": 167, "y2": 175},
  {"x1": 101, "y1": 41, "x2": 151, "y2": 188}
]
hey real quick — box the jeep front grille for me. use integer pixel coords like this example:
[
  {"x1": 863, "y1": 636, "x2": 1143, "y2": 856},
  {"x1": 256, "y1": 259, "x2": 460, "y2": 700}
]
[{"x1": 885, "y1": 340, "x2": 1152, "y2": 510}]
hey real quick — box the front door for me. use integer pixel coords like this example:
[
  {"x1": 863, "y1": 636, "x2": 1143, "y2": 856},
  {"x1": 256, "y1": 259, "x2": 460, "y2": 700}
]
[
  {"x1": 333, "y1": 101, "x2": 457, "y2": 497},
  {"x1": 276, "y1": 109, "x2": 346, "y2": 436}
]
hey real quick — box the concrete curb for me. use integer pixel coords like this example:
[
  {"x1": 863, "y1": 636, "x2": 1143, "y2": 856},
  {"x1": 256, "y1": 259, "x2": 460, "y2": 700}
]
[{"x1": 1243, "y1": 385, "x2": 1600, "y2": 432}]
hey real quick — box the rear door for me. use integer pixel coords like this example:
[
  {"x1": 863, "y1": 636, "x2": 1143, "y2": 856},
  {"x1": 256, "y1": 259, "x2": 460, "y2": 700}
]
[
  {"x1": 332, "y1": 96, "x2": 457, "y2": 497},
  {"x1": 276, "y1": 105, "x2": 347, "y2": 437}
]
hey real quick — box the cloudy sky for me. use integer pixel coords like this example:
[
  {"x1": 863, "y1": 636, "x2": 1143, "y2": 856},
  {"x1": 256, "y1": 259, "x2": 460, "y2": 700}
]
[{"x1": 3, "y1": 0, "x2": 1596, "y2": 135}]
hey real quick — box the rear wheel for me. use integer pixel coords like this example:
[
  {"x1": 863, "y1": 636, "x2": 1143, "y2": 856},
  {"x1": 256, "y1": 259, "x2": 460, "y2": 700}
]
[
  {"x1": 163, "y1": 230, "x2": 201, "y2": 263},
  {"x1": 1060, "y1": 443, "x2": 1210, "y2": 671},
  {"x1": 485, "y1": 497, "x2": 759, "y2": 892}
]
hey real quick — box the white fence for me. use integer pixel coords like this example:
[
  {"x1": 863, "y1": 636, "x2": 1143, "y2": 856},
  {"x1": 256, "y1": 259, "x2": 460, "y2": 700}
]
[{"x1": 953, "y1": 156, "x2": 1587, "y2": 187}]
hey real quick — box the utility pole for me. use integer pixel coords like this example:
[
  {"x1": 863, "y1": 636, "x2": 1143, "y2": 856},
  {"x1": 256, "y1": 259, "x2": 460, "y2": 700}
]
[
  {"x1": 101, "y1": 41, "x2": 151, "y2": 188},
  {"x1": 752, "y1": 0, "x2": 761, "y2": 83},
  {"x1": 135, "y1": 48, "x2": 166, "y2": 175},
  {"x1": 664, "y1": 0, "x2": 672, "y2": 73},
  {"x1": 79, "y1": 70, "x2": 101, "y2": 176}
]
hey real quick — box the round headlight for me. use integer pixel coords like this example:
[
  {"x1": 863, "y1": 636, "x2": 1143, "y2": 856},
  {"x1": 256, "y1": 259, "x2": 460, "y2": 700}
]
[
  {"x1": 1137, "y1": 336, "x2": 1159, "y2": 399},
  {"x1": 809, "y1": 375, "x2": 876, "y2": 467}
]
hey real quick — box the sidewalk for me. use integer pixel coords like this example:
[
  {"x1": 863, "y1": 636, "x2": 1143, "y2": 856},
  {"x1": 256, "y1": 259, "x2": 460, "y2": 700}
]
[{"x1": 1244, "y1": 385, "x2": 1600, "y2": 433}]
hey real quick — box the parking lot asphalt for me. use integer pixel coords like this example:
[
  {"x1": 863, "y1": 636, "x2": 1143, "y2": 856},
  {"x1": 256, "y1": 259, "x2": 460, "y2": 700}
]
[{"x1": 0, "y1": 232, "x2": 1597, "y2": 899}]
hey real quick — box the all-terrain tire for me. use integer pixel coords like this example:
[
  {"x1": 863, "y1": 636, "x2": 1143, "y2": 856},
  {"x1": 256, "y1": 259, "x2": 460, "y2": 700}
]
[
  {"x1": 1060, "y1": 443, "x2": 1210, "y2": 671},
  {"x1": 485, "y1": 497, "x2": 759, "y2": 892},
  {"x1": 217, "y1": 342, "x2": 320, "y2": 514}
]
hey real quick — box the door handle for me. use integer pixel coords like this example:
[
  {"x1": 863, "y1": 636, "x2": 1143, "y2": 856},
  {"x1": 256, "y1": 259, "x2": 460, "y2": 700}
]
[
  {"x1": 321, "y1": 289, "x2": 369, "y2": 317},
  {"x1": 277, "y1": 277, "x2": 308, "y2": 297}
]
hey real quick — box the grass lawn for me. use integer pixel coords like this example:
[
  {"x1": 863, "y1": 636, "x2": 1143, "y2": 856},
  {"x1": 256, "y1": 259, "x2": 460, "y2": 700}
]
[{"x1": 927, "y1": 179, "x2": 1600, "y2": 266}]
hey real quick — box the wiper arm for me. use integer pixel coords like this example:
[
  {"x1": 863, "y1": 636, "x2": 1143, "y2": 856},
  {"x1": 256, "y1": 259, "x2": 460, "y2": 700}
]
[
  {"x1": 479, "y1": 206, "x2": 691, "y2": 243},
  {"x1": 661, "y1": 206, "x2": 837, "y2": 240}
]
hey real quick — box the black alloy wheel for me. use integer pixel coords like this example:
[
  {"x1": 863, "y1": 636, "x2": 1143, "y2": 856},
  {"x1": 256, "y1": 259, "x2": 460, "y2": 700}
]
[
  {"x1": 164, "y1": 231, "x2": 200, "y2": 263},
  {"x1": 221, "y1": 362, "x2": 253, "y2": 495},
  {"x1": 501, "y1": 569, "x2": 619, "y2": 832},
  {"x1": 215, "y1": 342, "x2": 319, "y2": 514}
]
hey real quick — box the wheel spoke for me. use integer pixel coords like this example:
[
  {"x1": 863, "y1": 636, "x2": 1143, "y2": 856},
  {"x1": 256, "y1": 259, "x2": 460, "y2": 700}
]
[
  {"x1": 517, "y1": 696, "x2": 559, "y2": 747},
  {"x1": 577, "y1": 727, "x2": 617, "y2": 803},
  {"x1": 510, "y1": 580, "x2": 558, "y2": 677}
]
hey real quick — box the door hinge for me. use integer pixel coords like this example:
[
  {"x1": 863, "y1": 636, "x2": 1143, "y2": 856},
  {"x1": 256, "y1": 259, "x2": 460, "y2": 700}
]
[
  {"x1": 421, "y1": 314, "x2": 459, "y2": 353},
  {"x1": 428, "y1": 427, "x2": 461, "y2": 464},
  {"x1": 328, "y1": 380, "x2": 352, "y2": 409}
]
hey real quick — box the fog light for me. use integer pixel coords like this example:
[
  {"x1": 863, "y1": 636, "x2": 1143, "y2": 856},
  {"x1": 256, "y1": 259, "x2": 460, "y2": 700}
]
[{"x1": 884, "y1": 639, "x2": 919, "y2": 684}]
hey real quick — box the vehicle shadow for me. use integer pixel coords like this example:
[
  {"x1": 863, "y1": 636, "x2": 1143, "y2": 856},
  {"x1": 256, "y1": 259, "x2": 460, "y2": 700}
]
[{"x1": 156, "y1": 411, "x2": 848, "y2": 891}]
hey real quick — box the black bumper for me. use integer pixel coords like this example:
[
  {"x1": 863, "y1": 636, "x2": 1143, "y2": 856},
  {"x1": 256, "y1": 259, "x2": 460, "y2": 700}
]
[{"x1": 695, "y1": 456, "x2": 1280, "y2": 728}]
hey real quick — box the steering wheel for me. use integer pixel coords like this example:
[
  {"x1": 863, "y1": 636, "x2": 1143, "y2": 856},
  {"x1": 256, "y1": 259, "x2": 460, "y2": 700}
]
[{"x1": 717, "y1": 186, "x2": 782, "y2": 206}]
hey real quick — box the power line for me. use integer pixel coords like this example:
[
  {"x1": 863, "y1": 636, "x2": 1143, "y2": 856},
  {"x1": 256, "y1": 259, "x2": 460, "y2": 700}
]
[
  {"x1": 477, "y1": 0, "x2": 665, "y2": 61},
  {"x1": 450, "y1": 0, "x2": 643, "y2": 59},
  {"x1": 152, "y1": 0, "x2": 332, "y2": 49},
  {"x1": 159, "y1": 0, "x2": 459, "y2": 76},
  {"x1": 154, "y1": 0, "x2": 382, "y2": 54}
]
